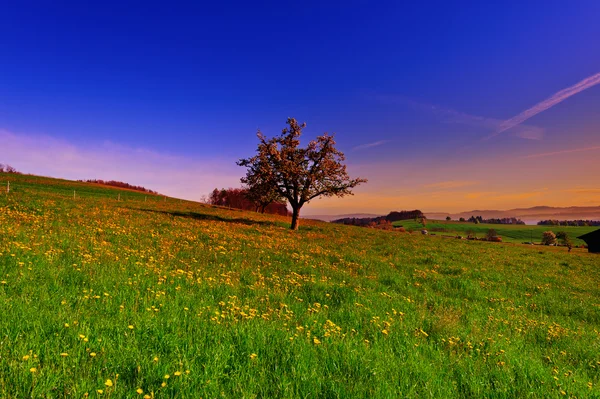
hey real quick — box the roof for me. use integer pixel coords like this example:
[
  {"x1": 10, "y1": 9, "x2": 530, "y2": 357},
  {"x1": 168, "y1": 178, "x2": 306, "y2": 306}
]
[{"x1": 577, "y1": 228, "x2": 600, "y2": 241}]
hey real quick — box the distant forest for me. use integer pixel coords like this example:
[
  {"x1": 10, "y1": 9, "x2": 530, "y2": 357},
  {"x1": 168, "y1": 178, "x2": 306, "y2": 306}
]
[
  {"x1": 467, "y1": 216, "x2": 525, "y2": 225},
  {"x1": 332, "y1": 210, "x2": 425, "y2": 227},
  {"x1": 537, "y1": 219, "x2": 600, "y2": 227},
  {"x1": 78, "y1": 179, "x2": 158, "y2": 194}
]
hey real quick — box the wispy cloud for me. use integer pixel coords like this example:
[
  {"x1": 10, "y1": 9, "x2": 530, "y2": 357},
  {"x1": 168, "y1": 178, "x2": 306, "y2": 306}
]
[
  {"x1": 353, "y1": 140, "x2": 391, "y2": 151},
  {"x1": 373, "y1": 95, "x2": 544, "y2": 140},
  {"x1": 424, "y1": 180, "x2": 479, "y2": 190},
  {"x1": 564, "y1": 188, "x2": 600, "y2": 195},
  {"x1": 0, "y1": 129, "x2": 241, "y2": 200},
  {"x1": 522, "y1": 145, "x2": 600, "y2": 159},
  {"x1": 489, "y1": 71, "x2": 600, "y2": 138}
]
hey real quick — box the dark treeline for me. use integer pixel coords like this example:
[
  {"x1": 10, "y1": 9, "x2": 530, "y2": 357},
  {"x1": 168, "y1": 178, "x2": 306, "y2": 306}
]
[
  {"x1": 468, "y1": 215, "x2": 525, "y2": 225},
  {"x1": 0, "y1": 164, "x2": 20, "y2": 174},
  {"x1": 208, "y1": 187, "x2": 289, "y2": 216},
  {"x1": 333, "y1": 210, "x2": 425, "y2": 227},
  {"x1": 538, "y1": 219, "x2": 600, "y2": 227},
  {"x1": 78, "y1": 179, "x2": 158, "y2": 194}
]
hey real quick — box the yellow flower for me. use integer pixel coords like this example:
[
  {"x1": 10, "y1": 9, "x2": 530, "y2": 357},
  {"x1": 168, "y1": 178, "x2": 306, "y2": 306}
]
[
  {"x1": 90, "y1": 352, "x2": 97, "y2": 357},
  {"x1": 381, "y1": 329, "x2": 389, "y2": 335},
  {"x1": 29, "y1": 367, "x2": 37, "y2": 373},
  {"x1": 249, "y1": 353, "x2": 258, "y2": 360},
  {"x1": 164, "y1": 374, "x2": 170, "y2": 379},
  {"x1": 105, "y1": 379, "x2": 113, "y2": 387},
  {"x1": 128, "y1": 325, "x2": 134, "y2": 329},
  {"x1": 161, "y1": 382, "x2": 167, "y2": 387},
  {"x1": 153, "y1": 356, "x2": 158, "y2": 362},
  {"x1": 64, "y1": 323, "x2": 69, "y2": 328},
  {"x1": 97, "y1": 390, "x2": 103, "y2": 394},
  {"x1": 174, "y1": 371, "x2": 182, "y2": 376},
  {"x1": 60, "y1": 353, "x2": 69, "y2": 357},
  {"x1": 136, "y1": 388, "x2": 143, "y2": 394},
  {"x1": 22, "y1": 355, "x2": 30, "y2": 361},
  {"x1": 313, "y1": 337, "x2": 322, "y2": 345},
  {"x1": 143, "y1": 396, "x2": 151, "y2": 399}
]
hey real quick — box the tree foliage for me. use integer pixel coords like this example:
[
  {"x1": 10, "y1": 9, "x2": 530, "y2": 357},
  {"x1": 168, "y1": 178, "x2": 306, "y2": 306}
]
[
  {"x1": 541, "y1": 231, "x2": 557, "y2": 246},
  {"x1": 238, "y1": 118, "x2": 367, "y2": 229}
]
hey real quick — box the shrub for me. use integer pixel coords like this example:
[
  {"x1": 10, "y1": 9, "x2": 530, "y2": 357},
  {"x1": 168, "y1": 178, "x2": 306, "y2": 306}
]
[{"x1": 541, "y1": 231, "x2": 557, "y2": 246}]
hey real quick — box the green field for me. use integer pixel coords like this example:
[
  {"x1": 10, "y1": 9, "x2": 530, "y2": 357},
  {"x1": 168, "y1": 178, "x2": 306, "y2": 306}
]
[
  {"x1": 393, "y1": 219, "x2": 596, "y2": 246},
  {"x1": 1, "y1": 172, "x2": 600, "y2": 398}
]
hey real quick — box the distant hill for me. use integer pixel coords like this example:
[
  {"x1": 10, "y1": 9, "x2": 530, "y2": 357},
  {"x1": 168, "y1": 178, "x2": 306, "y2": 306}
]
[
  {"x1": 427, "y1": 206, "x2": 600, "y2": 225},
  {"x1": 304, "y1": 213, "x2": 381, "y2": 222}
]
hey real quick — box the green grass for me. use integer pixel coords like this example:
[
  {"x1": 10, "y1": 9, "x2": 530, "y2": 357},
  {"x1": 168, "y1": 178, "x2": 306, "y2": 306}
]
[
  {"x1": 393, "y1": 219, "x2": 595, "y2": 246},
  {"x1": 1, "y1": 172, "x2": 599, "y2": 398}
]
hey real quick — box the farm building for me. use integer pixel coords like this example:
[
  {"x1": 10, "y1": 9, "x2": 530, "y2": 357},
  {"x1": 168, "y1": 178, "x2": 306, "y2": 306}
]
[{"x1": 578, "y1": 229, "x2": 600, "y2": 253}]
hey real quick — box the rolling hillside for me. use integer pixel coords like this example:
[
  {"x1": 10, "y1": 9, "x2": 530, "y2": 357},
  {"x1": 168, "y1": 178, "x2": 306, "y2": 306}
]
[{"x1": 1, "y1": 172, "x2": 599, "y2": 397}]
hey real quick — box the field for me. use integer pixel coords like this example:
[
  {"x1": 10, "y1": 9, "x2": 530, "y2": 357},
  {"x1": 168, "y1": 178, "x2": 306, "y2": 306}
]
[
  {"x1": 393, "y1": 219, "x2": 596, "y2": 246},
  {"x1": 1, "y1": 172, "x2": 600, "y2": 398}
]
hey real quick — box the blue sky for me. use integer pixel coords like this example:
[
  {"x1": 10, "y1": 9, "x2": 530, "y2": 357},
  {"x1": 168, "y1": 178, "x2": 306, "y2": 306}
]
[{"x1": 1, "y1": 1, "x2": 599, "y2": 213}]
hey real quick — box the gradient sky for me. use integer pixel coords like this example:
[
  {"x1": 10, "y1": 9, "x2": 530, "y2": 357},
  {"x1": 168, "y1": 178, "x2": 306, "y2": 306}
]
[{"x1": 1, "y1": 1, "x2": 599, "y2": 214}]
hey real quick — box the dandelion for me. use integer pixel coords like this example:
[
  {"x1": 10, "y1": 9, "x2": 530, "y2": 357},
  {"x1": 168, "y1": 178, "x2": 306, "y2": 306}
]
[
  {"x1": 105, "y1": 379, "x2": 113, "y2": 387},
  {"x1": 313, "y1": 337, "x2": 322, "y2": 345},
  {"x1": 97, "y1": 390, "x2": 103, "y2": 394},
  {"x1": 90, "y1": 352, "x2": 97, "y2": 357},
  {"x1": 144, "y1": 396, "x2": 151, "y2": 399},
  {"x1": 153, "y1": 356, "x2": 158, "y2": 362},
  {"x1": 22, "y1": 355, "x2": 30, "y2": 361},
  {"x1": 64, "y1": 323, "x2": 69, "y2": 328},
  {"x1": 164, "y1": 374, "x2": 170, "y2": 379},
  {"x1": 136, "y1": 388, "x2": 143, "y2": 394},
  {"x1": 250, "y1": 353, "x2": 258, "y2": 360},
  {"x1": 29, "y1": 367, "x2": 37, "y2": 373},
  {"x1": 161, "y1": 382, "x2": 167, "y2": 387},
  {"x1": 174, "y1": 371, "x2": 182, "y2": 376},
  {"x1": 60, "y1": 353, "x2": 69, "y2": 357}
]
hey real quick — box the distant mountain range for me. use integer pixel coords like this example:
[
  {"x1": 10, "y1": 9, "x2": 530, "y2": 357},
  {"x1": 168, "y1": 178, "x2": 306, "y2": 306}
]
[
  {"x1": 304, "y1": 213, "x2": 381, "y2": 222},
  {"x1": 307, "y1": 206, "x2": 600, "y2": 225},
  {"x1": 427, "y1": 206, "x2": 600, "y2": 224}
]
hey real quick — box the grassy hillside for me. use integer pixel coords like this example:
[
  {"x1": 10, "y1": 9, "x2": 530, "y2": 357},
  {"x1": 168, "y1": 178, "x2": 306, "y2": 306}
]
[
  {"x1": 393, "y1": 219, "x2": 596, "y2": 246},
  {"x1": 1, "y1": 172, "x2": 599, "y2": 398}
]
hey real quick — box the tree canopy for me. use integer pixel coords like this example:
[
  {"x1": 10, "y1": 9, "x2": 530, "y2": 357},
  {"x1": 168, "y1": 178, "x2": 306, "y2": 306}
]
[{"x1": 238, "y1": 118, "x2": 367, "y2": 230}]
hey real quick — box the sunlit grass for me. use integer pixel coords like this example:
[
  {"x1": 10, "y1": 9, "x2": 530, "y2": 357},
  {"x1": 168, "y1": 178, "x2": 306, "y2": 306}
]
[{"x1": 1, "y1": 172, "x2": 599, "y2": 397}]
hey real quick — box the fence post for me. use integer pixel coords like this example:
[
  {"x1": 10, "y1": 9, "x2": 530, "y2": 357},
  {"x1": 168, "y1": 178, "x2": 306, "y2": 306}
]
[
  {"x1": 118, "y1": 193, "x2": 120, "y2": 201},
  {"x1": 6, "y1": 181, "x2": 9, "y2": 194},
  {"x1": 74, "y1": 190, "x2": 76, "y2": 200}
]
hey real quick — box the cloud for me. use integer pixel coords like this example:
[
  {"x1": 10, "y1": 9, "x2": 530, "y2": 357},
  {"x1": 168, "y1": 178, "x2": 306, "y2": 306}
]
[
  {"x1": 489, "y1": 71, "x2": 600, "y2": 138},
  {"x1": 424, "y1": 180, "x2": 479, "y2": 189},
  {"x1": 353, "y1": 140, "x2": 391, "y2": 150},
  {"x1": 522, "y1": 145, "x2": 600, "y2": 159},
  {"x1": 373, "y1": 95, "x2": 544, "y2": 140},
  {"x1": 563, "y1": 188, "x2": 600, "y2": 195},
  {"x1": 0, "y1": 129, "x2": 241, "y2": 201}
]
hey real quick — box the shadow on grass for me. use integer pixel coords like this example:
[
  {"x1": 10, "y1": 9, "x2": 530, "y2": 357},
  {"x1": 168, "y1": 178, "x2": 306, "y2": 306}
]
[{"x1": 135, "y1": 208, "x2": 283, "y2": 228}]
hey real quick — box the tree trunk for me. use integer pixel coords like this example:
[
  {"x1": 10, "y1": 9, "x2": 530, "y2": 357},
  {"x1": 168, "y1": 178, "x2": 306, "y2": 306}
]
[{"x1": 290, "y1": 206, "x2": 300, "y2": 230}]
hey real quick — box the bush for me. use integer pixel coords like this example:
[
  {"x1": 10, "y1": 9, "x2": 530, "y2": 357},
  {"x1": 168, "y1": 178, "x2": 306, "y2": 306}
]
[
  {"x1": 486, "y1": 229, "x2": 498, "y2": 241},
  {"x1": 541, "y1": 231, "x2": 557, "y2": 246}
]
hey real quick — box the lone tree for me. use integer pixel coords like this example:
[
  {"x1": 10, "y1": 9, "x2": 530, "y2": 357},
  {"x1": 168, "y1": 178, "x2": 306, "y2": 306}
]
[{"x1": 238, "y1": 118, "x2": 367, "y2": 230}]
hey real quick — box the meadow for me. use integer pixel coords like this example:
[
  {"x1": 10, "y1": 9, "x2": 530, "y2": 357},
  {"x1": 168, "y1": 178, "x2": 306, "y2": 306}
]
[
  {"x1": 393, "y1": 219, "x2": 595, "y2": 246},
  {"x1": 1, "y1": 172, "x2": 599, "y2": 398}
]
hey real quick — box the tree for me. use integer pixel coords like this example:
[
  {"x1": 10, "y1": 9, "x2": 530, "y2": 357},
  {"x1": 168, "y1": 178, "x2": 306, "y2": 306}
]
[
  {"x1": 238, "y1": 118, "x2": 367, "y2": 230},
  {"x1": 541, "y1": 231, "x2": 557, "y2": 246},
  {"x1": 486, "y1": 228, "x2": 498, "y2": 241},
  {"x1": 446, "y1": 216, "x2": 451, "y2": 221},
  {"x1": 459, "y1": 217, "x2": 466, "y2": 222},
  {"x1": 556, "y1": 231, "x2": 573, "y2": 252}
]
